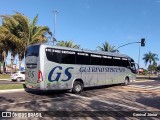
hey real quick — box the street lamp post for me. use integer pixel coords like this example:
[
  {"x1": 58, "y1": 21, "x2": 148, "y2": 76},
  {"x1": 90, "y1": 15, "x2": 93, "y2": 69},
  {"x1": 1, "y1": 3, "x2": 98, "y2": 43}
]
[{"x1": 53, "y1": 10, "x2": 58, "y2": 46}]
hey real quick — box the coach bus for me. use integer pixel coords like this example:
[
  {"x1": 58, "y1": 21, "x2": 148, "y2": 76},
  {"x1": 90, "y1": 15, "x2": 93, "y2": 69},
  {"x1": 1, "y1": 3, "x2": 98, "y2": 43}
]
[{"x1": 25, "y1": 44, "x2": 136, "y2": 94}]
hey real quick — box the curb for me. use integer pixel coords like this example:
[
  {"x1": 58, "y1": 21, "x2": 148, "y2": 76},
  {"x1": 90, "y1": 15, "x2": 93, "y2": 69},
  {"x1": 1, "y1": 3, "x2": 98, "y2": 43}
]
[
  {"x1": 0, "y1": 79, "x2": 10, "y2": 80},
  {"x1": 0, "y1": 89, "x2": 25, "y2": 93}
]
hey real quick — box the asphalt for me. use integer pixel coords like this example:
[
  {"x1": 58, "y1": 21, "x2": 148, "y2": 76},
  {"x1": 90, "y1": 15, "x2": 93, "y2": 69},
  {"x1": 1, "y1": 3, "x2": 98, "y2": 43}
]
[{"x1": 0, "y1": 79, "x2": 159, "y2": 93}]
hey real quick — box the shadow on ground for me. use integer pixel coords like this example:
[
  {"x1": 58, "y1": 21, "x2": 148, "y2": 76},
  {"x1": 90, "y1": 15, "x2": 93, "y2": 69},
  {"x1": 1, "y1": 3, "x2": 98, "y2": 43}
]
[{"x1": 136, "y1": 95, "x2": 160, "y2": 109}]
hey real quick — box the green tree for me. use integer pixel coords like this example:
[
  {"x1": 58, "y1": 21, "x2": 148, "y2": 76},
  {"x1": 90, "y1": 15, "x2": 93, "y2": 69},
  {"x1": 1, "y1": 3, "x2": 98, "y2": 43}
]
[
  {"x1": 56, "y1": 40, "x2": 80, "y2": 49},
  {"x1": 97, "y1": 42, "x2": 117, "y2": 52},
  {"x1": 0, "y1": 12, "x2": 52, "y2": 70},
  {"x1": 157, "y1": 65, "x2": 160, "y2": 71},
  {"x1": 148, "y1": 64, "x2": 157, "y2": 72},
  {"x1": 143, "y1": 51, "x2": 159, "y2": 67},
  {"x1": 143, "y1": 51, "x2": 159, "y2": 78},
  {"x1": 0, "y1": 30, "x2": 10, "y2": 73}
]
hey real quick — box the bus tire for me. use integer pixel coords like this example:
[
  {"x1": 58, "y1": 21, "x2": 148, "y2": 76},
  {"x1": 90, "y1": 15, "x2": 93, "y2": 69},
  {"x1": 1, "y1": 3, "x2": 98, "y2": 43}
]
[
  {"x1": 72, "y1": 81, "x2": 83, "y2": 94},
  {"x1": 123, "y1": 77, "x2": 129, "y2": 86}
]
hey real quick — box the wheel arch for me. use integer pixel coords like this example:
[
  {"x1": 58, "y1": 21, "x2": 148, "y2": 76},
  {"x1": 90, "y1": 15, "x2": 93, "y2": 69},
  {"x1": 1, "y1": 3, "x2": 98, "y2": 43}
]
[
  {"x1": 71, "y1": 78, "x2": 84, "y2": 88},
  {"x1": 125, "y1": 76, "x2": 130, "y2": 82}
]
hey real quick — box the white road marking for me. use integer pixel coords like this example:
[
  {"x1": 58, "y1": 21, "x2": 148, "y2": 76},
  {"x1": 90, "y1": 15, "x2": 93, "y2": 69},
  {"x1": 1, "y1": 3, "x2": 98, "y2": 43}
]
[
  {"x1": 67, "y1": 93, "x2": 142, "y2": 111},
  {"x1": 129, "y1": 85, "x2": 160, "y2": 90},
  {"x1": 135, "y1": 80, "x2": 156, "y2": 82}
]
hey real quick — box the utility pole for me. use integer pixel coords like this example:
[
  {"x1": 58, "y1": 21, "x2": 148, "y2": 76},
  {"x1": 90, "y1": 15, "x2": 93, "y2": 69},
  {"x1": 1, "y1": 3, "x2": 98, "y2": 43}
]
[
  {"x1": 53, "y1": 10, "x2": 58, "y2": 46},
  {"x1": 137, "y1": 44, "x2": 141, "y2": 74}
]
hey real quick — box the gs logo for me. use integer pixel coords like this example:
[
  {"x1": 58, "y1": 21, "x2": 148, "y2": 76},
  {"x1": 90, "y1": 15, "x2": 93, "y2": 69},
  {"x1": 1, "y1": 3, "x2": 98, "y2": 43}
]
[
  {"x1": 28, "y1": 71, "x2": 34, "y2": 78},
  {"x1": 48, "y1": 66, "x2": 74, "y2": 82}
]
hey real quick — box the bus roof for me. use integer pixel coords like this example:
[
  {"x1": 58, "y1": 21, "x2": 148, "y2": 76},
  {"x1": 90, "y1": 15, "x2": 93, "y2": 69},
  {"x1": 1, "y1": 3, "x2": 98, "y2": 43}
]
[{"x1": 30, "y1": 44, "x2": 133, "y2": 60}]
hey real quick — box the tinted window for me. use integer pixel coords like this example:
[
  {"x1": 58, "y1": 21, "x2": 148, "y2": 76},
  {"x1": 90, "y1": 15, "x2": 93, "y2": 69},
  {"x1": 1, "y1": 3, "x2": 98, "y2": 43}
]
[
  {"x1": 76, "y1": 52, "x2": 90, "y2": 65},
  {"x1": 46, "y1": 48, "x2": 76, "y2": 64},
  {"x1": 61, "y1": 50, "x2": 76, "y2": 64},
  {"x1": 112, "y1": 57, "x2": 121, "y2": 66},
  {"x1": 121, "y1": 59, "x2": 130, "y2": 67},
  {"x1": 103, "y1": 56, "x2": 113, "y2": 66},
  {"x1": 21, "y1": 72, "x2": 25, "y2": 74},
  {"x1": 91, "y1": 54, "x2": 102, "y2": 65},
  {"x1": 25, "y1": 45, "x2": 40, "y2": 57},
  {"x1": 46, "y1": 49, "x2": 62, "y2": 63},
  {"x1": 45, "y1": 47, "x2": 131, "y2": 67}
]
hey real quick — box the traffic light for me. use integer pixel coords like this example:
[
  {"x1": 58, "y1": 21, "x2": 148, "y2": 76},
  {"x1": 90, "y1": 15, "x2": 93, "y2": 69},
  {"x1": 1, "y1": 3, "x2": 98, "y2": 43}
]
[{"x1": 141, "y1": 38, "x2": 145, "y2": 47}]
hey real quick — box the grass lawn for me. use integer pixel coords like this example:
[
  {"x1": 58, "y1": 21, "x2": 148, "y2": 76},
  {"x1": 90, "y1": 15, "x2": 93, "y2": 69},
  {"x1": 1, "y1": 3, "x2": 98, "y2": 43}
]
[
  {"x1": 0, "y1": 84, "x2": 25, "y2": 90},
  {"x1": 136, "y1": 74, "x2": 159, "y2": 81},
  {"x1": 0, "y1": 74, "x2": 10, "y2": 79}
]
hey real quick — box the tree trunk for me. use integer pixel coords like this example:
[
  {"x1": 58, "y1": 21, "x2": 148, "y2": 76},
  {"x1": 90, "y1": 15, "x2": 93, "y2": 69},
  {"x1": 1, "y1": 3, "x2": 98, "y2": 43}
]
[
  {"x1": 149, "y1": 63, "x2": 151, "y2": 79},
  {"x1": 0, "y1": 62, "x2": 1, "y2": 74},
  {"x1": 19, "y1": 59, "x2": 22, "y2": 71},
  {"x1": 3, "y1": 55, "x2": 6, "y2": 73},
  {"x1": 1, "y1": 62, "x2": 4, "y2": 73},
  {"x1": 3, "y1": 61, "x2": 5, "y2": 73},
  {"x1": 18, "y1": 52, "x2": 23, "y2": 71},
  {"x1": 10, "y1": 55, "x2": 14, "y2": 75}
]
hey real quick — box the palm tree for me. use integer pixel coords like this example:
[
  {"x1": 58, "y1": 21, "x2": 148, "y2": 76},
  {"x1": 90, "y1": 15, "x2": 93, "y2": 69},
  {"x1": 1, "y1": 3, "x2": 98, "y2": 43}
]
[
  {"x1": 143, "y1": 51, "x2": 159, "y2": 78},
  {"x1": 0, "y1": 31, "x2": 10, "y2": 73},
  {"x1": 12, "y1": 13, "x2": 52, "y2": 69},
  {"x1": 0, "y1": 47, "x2": 8, "y2": 73},
  {"x1": 0, "y1": 12, "x2": 52, "y2": 69},
  {"x1": 0, "y1": 14, "x2": 23, "y2": 72},
  {"x1": 143, "y1": 51, "x2": 159, "y2": 66},
  {"x1": 97, "y1": 42, "x2": 117, "y2": 52},
  {"x1": 56, "y1": 40, "x2": 80, "y2": 49}
]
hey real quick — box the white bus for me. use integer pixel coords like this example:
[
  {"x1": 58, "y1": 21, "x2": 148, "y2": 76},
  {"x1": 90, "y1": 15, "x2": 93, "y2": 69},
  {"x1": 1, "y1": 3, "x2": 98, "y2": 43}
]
[{"x1": 25, "y1": 44, "x2": 136, "y2": 94}]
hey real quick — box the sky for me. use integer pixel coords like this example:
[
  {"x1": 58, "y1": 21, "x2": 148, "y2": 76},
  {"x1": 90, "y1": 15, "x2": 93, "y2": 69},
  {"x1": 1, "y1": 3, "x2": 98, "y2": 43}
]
[{"x1": 0, "y1": 0, "x2": 160, "y2": 69}]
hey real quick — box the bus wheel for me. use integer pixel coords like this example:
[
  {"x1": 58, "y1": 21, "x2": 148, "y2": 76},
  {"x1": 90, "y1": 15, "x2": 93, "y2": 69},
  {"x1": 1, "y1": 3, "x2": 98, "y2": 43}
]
[
  {"x1": 72, "y1": 81, "x2": 83, "y2": 94},
  {"x1": 124, "y1": 77, "x2": 129, "y2": 86}
]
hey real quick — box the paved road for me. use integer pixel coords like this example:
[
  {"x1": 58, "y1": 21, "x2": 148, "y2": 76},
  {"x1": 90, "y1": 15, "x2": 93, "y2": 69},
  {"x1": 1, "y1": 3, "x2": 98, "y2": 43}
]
[{"x1": 0, "y1": 80, "x2": 160, "y2": 119}]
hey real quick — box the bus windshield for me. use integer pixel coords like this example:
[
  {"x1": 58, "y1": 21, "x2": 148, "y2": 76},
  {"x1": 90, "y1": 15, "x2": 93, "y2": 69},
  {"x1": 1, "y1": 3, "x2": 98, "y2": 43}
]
[{"x1": 25, "y1": 45, "x2": 40, "y2": 57}]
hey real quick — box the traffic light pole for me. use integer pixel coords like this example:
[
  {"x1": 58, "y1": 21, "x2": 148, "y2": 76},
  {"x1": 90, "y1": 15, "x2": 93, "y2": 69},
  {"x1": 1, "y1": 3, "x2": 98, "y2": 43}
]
[
  {"x1": 116, "y1": 38, "x2": 145, "y2": 51},
  {"x1": 116, "y1": 39, "x2": 145, "y2": 74},
  {"x1": 116, "y1": 42, "x2": 140, "y2": 51},
  {"x1": 138, "y1": 44, "x2": 141, "y2": 74}
]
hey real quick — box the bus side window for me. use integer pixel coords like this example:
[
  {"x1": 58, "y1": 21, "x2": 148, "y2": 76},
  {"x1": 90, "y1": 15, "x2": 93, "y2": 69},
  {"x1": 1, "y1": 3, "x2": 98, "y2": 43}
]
[
  {"x1": 76, "y1": 52, "x2": 90, "y2": 65},
  {"x1": 112, "y1": 58, "x2": 121, "y2": 66},
  {"x1": 61, "y1": 51, "x2": 76, "y2": 64},
  {"x1": 90, "y1": 54, "x2": 103, "y2": 65},
  {"x1": 121, "y1": 59, "x2": 130, "y2": 68},
  {"x1": 46, "y1": 49, "x2": 62, "y2": 63},
  {"x1": 102, "y1": 56, "x2": 113, "y2": 66}
]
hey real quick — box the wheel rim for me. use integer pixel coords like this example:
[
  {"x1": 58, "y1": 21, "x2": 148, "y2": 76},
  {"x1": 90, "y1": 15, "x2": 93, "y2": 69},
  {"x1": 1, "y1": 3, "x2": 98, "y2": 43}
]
[
  {"x1": 17, "y1": 78, "x2": 21, "y2": 81},
  {"x1": 125, "y1": 78, "x2": 128, "y2": 85},
  {"x1": 75, "y1": 84, "x2": 81, "y2": 92}
]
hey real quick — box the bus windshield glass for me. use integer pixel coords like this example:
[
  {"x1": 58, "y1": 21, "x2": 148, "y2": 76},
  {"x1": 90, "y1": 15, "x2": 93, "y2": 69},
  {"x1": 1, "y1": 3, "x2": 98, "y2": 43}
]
[{"x1": 25, "y1": 45, "x2": 40, "y2": 57}]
